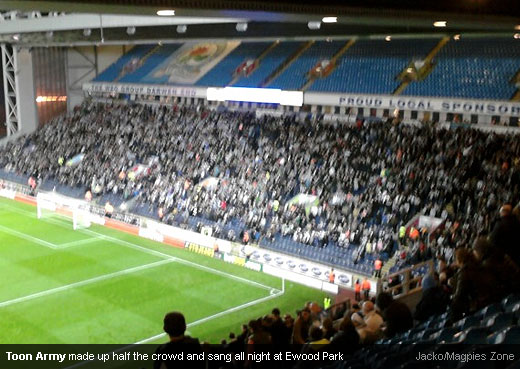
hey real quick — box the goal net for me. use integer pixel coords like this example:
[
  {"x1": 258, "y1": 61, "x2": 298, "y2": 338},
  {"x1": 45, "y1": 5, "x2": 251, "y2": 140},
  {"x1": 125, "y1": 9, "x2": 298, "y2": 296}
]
[
  {"x1": 72, "y1": 208, "x2": 92, "y2": 230},
  {"x1": 36, "y1": 191, "x2": 100, "y2": 230},
  {"x1": 36, "y1": 192, "x2": 59, "y2": 219}
]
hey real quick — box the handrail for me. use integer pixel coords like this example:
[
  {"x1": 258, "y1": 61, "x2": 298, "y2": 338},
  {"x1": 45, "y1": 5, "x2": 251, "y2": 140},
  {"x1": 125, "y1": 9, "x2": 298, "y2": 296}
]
[
  {"x1": 229, "y1": 41, "x2": 280, "y2": 86},
  {"x1": 377, "y1": 258, "x2": 434, "y2": 298},
  {"x1": 260, "y1": 40, "x2": 314, "y2": 88},
  {"x1": 301, "y1": 38, "x2": 356, "y2": 91}
]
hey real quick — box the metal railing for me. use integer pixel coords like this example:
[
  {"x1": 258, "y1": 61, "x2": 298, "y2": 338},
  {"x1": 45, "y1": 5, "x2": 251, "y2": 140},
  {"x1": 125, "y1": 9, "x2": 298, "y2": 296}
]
[{"x1": 377, "y1": 258, "x2": 434, "y2": 298}]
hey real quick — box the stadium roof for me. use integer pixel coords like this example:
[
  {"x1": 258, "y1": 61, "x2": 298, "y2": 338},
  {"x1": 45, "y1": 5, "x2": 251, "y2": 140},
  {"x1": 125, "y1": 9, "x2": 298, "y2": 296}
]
[
  {"x1": 0, "y1": 0, "x2": 519, "y2": 45},
  {"x1": 9, "y1": 0, "x2": 520, "y2": 17}
]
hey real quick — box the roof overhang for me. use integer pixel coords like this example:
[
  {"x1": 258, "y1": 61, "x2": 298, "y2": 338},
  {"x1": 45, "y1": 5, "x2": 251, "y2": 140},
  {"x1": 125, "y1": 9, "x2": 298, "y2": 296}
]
[{"x1": 0, "y1": 0, "x2": 519, "y2": 46}]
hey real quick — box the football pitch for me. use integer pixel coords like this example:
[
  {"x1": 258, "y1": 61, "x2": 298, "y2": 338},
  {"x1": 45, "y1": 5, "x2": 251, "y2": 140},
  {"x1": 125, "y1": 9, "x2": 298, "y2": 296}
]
[{"x1": 0, "y1": 197, "x2": 327, "y2": 344}]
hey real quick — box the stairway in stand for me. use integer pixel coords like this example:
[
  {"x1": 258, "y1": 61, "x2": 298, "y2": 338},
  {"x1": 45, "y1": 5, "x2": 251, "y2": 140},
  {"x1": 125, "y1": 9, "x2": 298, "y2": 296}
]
[
  {"x1": 229, "y1": 41, "x2": 281, "y2": 86},
  {"x1": 260, "y1": 40, "x2": 314, "y2": 88},
  {"x1": 114, "y1": 44, "x2": 162, "y2": 82},
  {"x1": 300, "y1": 38, "x2": 357, "y2": 91},
  {"x1": 393, "y1": 36, "x2": 450, "y2": 95},
  {"x1": 381, "y1": 253, "x2": 398, "y2": 277}
]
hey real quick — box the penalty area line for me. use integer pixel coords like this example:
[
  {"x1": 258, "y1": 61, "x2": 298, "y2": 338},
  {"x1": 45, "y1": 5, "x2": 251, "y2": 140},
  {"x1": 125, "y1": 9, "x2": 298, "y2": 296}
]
[
  {"x1": 57, "y1": 236, "x2": 104, "y2": 248},
  {"x1": 3, "y1": 203, "x2": 277, "y2": 293},
  {"x1": 0, "y1": 223, "x2": 59, "y2": 249},
  {"x1": 0, "y1": 259, "x2": 175, "y2": 308}
]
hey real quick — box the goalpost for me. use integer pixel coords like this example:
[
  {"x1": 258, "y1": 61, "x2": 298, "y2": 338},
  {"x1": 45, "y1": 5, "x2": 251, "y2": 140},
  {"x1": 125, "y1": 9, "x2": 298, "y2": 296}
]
[
  {"x1": 36, "y1": 191, "x2": 102, "y2": 230},
  {"x1": 36, "y1": 192, "x2": 58, "y2": 219},
  {"x1": 72, "y1": 208, "x2": 93, "y2": 230}
]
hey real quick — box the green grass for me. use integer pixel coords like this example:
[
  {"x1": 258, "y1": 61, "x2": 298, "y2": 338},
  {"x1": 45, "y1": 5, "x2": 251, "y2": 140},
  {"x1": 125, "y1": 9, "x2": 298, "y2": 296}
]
[{"x1": 0, "y1": 197, "x2": 326, "y2": 344}]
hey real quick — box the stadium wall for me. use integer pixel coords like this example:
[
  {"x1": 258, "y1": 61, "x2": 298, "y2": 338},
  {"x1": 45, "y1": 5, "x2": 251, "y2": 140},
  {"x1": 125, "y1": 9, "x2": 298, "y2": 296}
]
[
  {"x1": 33, "y1": 47, "x2": 68, "y2": 126},
  {"x1": 82, "y1": 82, "x2": 520, "y2": 128},
  {"x1": 67, "y1": 46, "x2": 132, "y2": 111}
]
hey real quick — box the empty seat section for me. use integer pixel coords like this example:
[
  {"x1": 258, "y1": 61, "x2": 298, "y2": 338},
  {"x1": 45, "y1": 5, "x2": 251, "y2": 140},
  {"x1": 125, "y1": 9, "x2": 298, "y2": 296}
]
[
  {"x1": 195, "y1": 42, "x2": 272, "y2": 87},
  {"x1": 270, "y1": 41, "x2": 345, "y2": 90},
  {"x1": 234, "y1": 41, "x2": 303, "y2": 87},
  {"x1": 310, "y1": 38, "x2": 439, "y2": 94},
  {"x1": 404, "y1": 37, "x2": 520, "y2": 100},
  {"x1": 119, "y1": 44, "x2": 183, "y2": 83},
  {"x1": 94, "y1": 45, "x2": 155, "y2": 82}
]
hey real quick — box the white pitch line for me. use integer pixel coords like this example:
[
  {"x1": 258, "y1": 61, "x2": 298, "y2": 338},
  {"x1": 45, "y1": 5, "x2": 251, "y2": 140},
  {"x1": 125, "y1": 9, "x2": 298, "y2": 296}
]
[
  {"x1": 1, "y1": 201, "x2": 287, "y2": 366},
  {"x1": 83, "y1": 229, "x2": 280, "y2": 292},
  {"x1": 61, "y1": 290, "x2": 287, "y2": 369},
  {"x1": 57, "y1": 237, "x2": 103, "y2": 248},
  {"x1": 1, "y1": 203, "x2": 280, "y2": 293},
  {"x1": 0, "y1": 258, "x2": 175, "y2": 309},
  {"x1": 61, "y1": 289, "x2": 286, "y2": 369},
  {"x1": 134, "y1": 289, "x2": 285, "y2": 344},
  {"x1": 1, "y1": 203, "x2": 278, "y2": 293},
  {"x1": 0, "y1": 223, "x2": 58, "y2": 249}
]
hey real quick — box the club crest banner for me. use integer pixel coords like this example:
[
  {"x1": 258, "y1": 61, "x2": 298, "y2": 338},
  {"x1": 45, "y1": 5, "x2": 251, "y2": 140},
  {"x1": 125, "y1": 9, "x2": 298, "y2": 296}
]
[{"x1": 144, "y1": 41, "x2": 241, "y2": 84}]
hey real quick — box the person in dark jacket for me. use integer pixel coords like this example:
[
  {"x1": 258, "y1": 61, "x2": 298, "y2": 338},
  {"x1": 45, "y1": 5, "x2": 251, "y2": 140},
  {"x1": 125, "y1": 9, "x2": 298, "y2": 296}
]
[
  {"x1": 449, "y1": 248, "x2": 496, "y2": 323},
  {"x1": 490, "y1": 204, "x2": 520, "y2": 267},
  {"x1": 321, "y1": 317, "x2": 336, "y2": 341},
  {"x1": 375, "y1": 291, "x2": 413, "y2": 338},
  {"x1": 329, "y1": 314, "x2": 360, "y2": 355},
  {"x1": 414, "y1": 272, "x2": 449, "y2": 322},
  {"x1": 473, "y1": 236, "x2": 520, "y2": 297},
  {"x1": 296, "y1": 326, "x2": 330, "y2": 369},
  {"x1": 154, "y1": 311, "x2": 204, "y2": 369},
  {"x1": 246, "y1": 319, "x2": 272, "y2": 369},
  {"x1": 269, "y1": 308, "x2": 289, "y2": 345},
  {"x1": 292, "y1": 308, "x2": 312, "y2": 344}
]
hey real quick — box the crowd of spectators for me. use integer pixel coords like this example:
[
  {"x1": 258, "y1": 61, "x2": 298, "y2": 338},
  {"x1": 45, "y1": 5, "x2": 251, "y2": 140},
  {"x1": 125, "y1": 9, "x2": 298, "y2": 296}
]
[
  {"x1": 154, "y1": 289, "x2": 415, "y2": 369},
  {"x1": 413, "y1": 203, "x2": 520, "y2": 324},
  {"x1": 158, "y1": 225, "x2": 520, "y2": 368},
  {"x1": 0, "y1": 100, "x2": 519, "y2": 272},
  {"x1": 1, "y1": 99, "x2": 519, "y2": 367}
]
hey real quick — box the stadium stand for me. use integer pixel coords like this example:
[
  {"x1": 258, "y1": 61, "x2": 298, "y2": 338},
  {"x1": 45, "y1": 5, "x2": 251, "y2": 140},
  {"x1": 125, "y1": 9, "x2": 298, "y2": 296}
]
[
  {"x1": 195, "y1": 42, "x2": 273, "y2": 87},
  {"x1": 309, "y1": 38, "x2": 440, "y2": 94},
  {"x1": 119, "y1": 44, "x2": 183, "y2": 84},
  {"x1": 187, "y1": 290, "x2": 520, "y2": 368},
  {"x1": 269, "y1": 40, "x2": 345, "y2": 90},
  {"x1": 90, "y1": 36, "x2": 520, "y2": 101},
  {"x1": 5, "y1": 0, "x2": 520, "y2": 358},
  {"x1": 93, "y1": 45, "x2": 156, "y2": 82},
  {"x1": 403, "y1": 37, "x2": 520, "y2": 100},
  {"x1": 1, "y1": 101, "x2": 519, "y2": 277},
  {"x1": 233, "y1": 41, "x2": 303, "y2": 88}
]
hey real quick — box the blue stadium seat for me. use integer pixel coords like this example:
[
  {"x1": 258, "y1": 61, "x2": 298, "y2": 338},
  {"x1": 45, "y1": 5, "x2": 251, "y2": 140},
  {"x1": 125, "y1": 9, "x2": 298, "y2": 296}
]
[
  {"x1": 310, "y1": 38, "x2": 439, "y2": 94},
  {"x1": 94, "y1": 45, "x2": 155, "y2": 82},
  {"x1": 454, "y1": 315, "x2": 481, "y2": 330},
  {"x1": 196, "y1": 42, "x2": 272, "y2": 87},
  {"x1": 484, "y1": 312, "x2": 517, "y2": 333},
  {"x1": 404, "y1": 37, "x2": 520, "y2": 100},
  {"x1": 495, "y1": 326, "x2": 520, "y2": 344},
  {"x1": 120, "y1": 44, "x2": 183, "y2": 84},
  {"x1": 431, "y1": 326, "x2": 459, "y2": 343},
  {"x1": 270, "y1": 41, "x2": 345, "y2": 90},
  {"x1": 234, "y1": 41, "x2": 303, "y2": 87},
  {"x1": 506, "y1": 302, "x2": 520, "y2": 314},
  {"x1": 502, "y1": 294, "x2": 520, "y2": 309},
  {"x1": 416, "y1": 328, "x2": 437, "y2": 340},
  {"x1": 475, "y1": 303, "x2": 503, "y2": 319},
  {"x1": 434, "y1": 319, "x2": 449, "y2": 330},
  {"x1": 455, "y1": 326, "x2": 490, "y2": 344}
]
